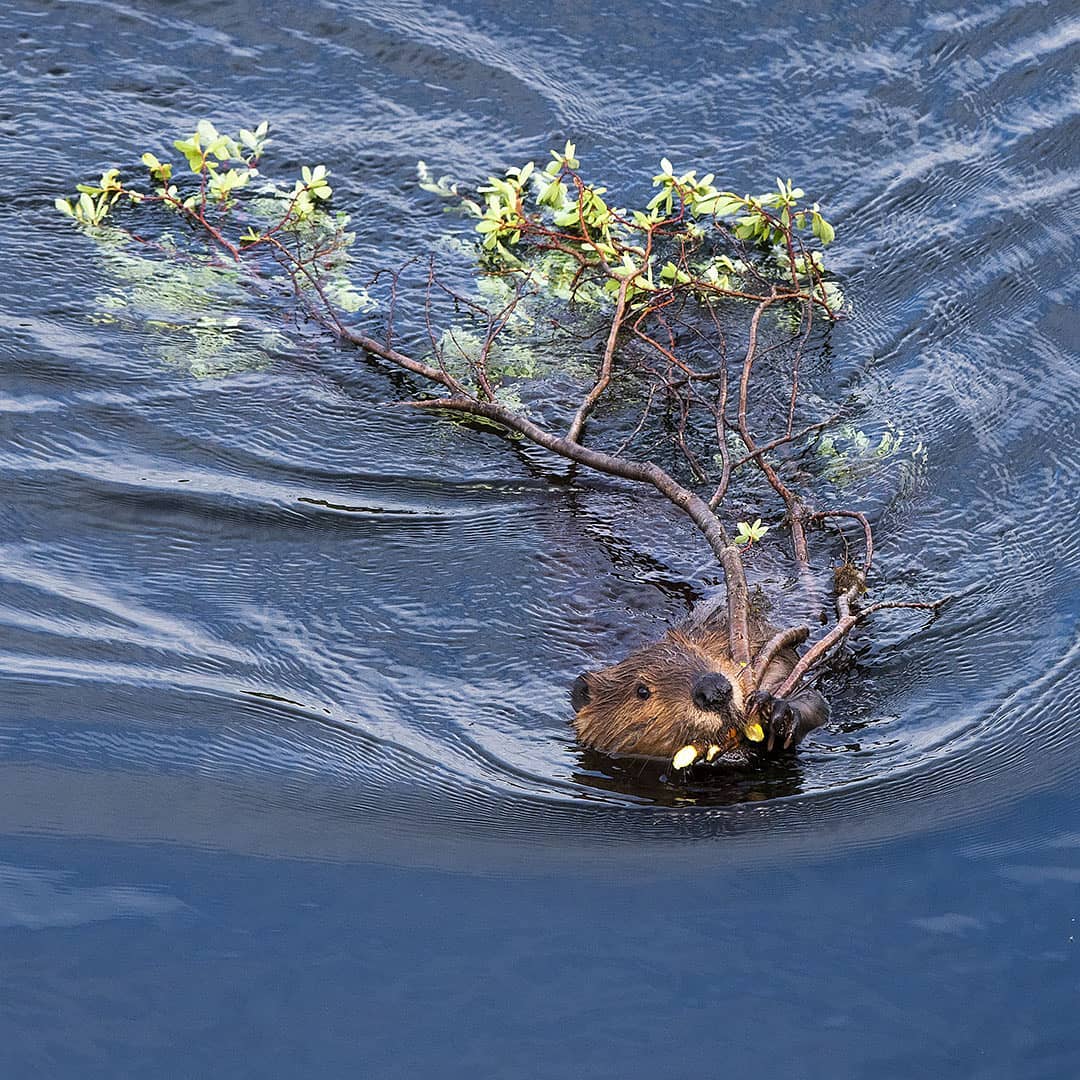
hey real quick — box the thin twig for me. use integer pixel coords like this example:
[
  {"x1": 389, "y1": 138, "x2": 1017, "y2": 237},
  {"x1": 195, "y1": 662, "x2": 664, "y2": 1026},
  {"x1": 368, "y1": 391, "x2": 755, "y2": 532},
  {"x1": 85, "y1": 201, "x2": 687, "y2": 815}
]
[
  {"x1": 735, "y1": 292, "x2": 811, "y2": 564},
  {"x1": 567, "y1": 274, "x2": 631, "y2": 443},
  {"x1": 811, "y1": 510, "x2": 874, "y2": 573}
]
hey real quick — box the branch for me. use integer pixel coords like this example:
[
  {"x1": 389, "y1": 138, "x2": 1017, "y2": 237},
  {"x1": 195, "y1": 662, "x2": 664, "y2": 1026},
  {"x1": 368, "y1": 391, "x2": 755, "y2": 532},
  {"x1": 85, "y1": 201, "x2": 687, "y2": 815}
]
[
  {"x1": 567, "y1": 274, "x2": 631, "y2": 443},
  {"x1": 811, "y1": 510, "x2": 874, "y2": 574},
  {"x1": 750, "y1": 625, "x2": 810, "y2": 689},
  {"x1": 706, "y1": 364, "x2": 731, "y2": 509},
  {"x1": 726, "y1": 400, "x2": 844, "y2": 474},
  {"x1": 398, "y1": 390, "x2": 754, "y2": 664},
  {"x1": 735, "y1": 292, "x2": 811, "y2": 564}
]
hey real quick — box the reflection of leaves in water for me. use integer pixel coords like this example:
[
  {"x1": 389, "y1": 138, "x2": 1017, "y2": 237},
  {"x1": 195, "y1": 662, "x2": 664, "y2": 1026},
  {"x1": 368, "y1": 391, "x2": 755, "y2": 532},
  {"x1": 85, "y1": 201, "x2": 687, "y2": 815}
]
[
  {"x1": 157, "y1": 317, "x2": 285, "y2": 379},
  {"x1": 246, "y1": 196, "x2": 375, "y2": 316},
  {"x1": 816, "y1": 422, "x2": 927, "y2": 493},
  {"x1": 438, "y1": 271, "x2": 596, "y2": 389},
  {"x1": 438, "y1": 326, "x2": 540, "y2": 381},
  {"x1": 89, "y1": 236, "x2": 289, "y2": 378}
]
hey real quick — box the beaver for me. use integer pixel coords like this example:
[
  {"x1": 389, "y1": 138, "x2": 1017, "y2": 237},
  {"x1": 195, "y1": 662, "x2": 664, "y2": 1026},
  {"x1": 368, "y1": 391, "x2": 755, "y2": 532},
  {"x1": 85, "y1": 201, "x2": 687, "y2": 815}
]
[{"x1": 571, "y1": 602, "x2": 828, "y2": 769}]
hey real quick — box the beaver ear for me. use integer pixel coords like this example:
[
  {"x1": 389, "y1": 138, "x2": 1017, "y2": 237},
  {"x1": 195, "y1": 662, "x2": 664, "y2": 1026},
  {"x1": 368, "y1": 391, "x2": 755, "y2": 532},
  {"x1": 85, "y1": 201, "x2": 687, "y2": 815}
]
[{"x1": 571, "y1": 673, "x2": 593, "y2": 712}]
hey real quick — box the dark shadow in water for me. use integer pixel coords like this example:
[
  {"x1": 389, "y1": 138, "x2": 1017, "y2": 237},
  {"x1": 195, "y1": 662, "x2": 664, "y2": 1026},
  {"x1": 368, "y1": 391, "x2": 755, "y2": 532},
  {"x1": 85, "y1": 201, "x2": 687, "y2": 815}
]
[{"x1": 573, "y1": 747, "x2": 807, "y2": 806}]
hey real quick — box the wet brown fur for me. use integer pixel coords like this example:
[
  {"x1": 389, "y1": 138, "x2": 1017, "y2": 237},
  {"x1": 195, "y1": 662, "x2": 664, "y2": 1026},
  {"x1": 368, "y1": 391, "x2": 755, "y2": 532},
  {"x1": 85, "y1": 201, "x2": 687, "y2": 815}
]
[{"x1": 573, "y1": 612, "x2": 803, "y2": 759}]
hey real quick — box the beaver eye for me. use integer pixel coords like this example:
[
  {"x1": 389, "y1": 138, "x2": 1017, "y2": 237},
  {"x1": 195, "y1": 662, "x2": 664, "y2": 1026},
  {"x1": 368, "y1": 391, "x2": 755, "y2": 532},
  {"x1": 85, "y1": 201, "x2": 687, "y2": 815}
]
[{"x1": 635, "y1": 684, "x2": 652, "y2": 700}]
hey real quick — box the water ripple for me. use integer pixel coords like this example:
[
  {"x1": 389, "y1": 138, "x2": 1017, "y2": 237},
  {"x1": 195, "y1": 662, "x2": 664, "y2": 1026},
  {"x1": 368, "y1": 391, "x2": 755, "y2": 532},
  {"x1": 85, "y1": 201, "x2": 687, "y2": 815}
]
[{"x1": 0, "y1": 0, "x2": 1077, "y2": 870}]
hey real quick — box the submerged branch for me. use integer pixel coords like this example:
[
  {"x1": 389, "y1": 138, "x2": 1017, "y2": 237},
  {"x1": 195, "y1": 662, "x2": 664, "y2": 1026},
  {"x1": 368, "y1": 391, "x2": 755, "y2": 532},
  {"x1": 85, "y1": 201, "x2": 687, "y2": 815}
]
[{"x1": 811, "y1": 510, "x2": 875, "y2": 575}]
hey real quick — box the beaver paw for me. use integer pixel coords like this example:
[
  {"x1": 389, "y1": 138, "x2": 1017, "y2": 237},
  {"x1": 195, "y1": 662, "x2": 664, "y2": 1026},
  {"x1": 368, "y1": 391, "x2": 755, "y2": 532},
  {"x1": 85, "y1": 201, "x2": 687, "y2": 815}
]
[{"x1": 746, "y1": 690, "x2": 800, "y2": 752}]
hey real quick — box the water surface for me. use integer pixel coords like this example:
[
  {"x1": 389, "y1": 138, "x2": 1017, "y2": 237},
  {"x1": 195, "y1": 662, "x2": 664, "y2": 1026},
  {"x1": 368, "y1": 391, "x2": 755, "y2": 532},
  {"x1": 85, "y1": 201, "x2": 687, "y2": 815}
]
[{"x1": 2, "y1": 0, "x2": 1078, "y2": 1075}]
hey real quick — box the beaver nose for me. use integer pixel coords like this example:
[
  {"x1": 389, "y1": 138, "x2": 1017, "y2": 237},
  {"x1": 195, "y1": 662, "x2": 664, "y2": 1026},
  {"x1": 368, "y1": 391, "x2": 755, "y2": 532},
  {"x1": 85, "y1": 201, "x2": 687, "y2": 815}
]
[{"x1": 692, "y1": 672, "x2": 732, "y2": 712}]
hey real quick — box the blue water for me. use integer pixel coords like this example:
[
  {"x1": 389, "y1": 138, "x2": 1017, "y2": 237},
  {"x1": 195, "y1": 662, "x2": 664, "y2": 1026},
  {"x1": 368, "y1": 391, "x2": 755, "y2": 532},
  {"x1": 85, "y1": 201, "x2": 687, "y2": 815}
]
[{"x1": 2, "y1": 0, "x2": 1079, "y2": 1075}]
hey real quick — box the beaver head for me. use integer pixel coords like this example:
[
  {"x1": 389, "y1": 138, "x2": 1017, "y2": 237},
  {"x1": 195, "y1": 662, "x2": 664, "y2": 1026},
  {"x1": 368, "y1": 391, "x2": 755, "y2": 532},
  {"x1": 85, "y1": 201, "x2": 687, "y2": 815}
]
[{"x1": 571, "y1": 625, "x2": 751, "y2": 760}]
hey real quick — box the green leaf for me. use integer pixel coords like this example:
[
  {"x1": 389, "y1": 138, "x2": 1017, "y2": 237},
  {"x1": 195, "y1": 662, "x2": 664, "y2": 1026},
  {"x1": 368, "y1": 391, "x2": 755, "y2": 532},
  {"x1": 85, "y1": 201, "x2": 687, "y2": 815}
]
[
  {"x1": 174, "y1": 137, "x2": 204, "y2": 172},
  {"x1": 811, "y1": 211, "x2": 836, "y2": 246},
  {"x1": 734, "y1": 518, "x2": 770, "y2": 545},
  {"x1": 196, "y1": 119, "x2": 220, "y2": 145},
  {"x1": 537, "y1": 178, "x2": 565, "y2": 209},
  {"x1": 706, "y1": 194, "x2": 745, "y2": 218}
]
